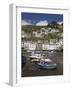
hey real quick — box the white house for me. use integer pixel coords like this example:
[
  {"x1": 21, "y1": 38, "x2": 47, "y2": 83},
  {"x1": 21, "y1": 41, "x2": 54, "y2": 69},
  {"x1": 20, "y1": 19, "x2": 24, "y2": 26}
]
[
  {"x1": 40, "y1": 27, "x2": 59, "y2": 34},
  {"x1": 48, "y1": 29, "x2": 59, "y2": 33},
  {"x1": 41, "y1": 28, "x2": 49, "y2": 35},
  {"x1": 33, "y1": 31, "x2": 43, "y2": 38},
  {"x1": 22, "y1": 41, "x2": 36, "y2": 50},
  {"x1": 29, "y1": 43, "x2": 36, "y2": 50},
  {"x1": 42, "y1": 43, "x2": 60, "y2": 50},
  {"x1": 22, "y1": 41, "x2": 62, "y2": 51}
]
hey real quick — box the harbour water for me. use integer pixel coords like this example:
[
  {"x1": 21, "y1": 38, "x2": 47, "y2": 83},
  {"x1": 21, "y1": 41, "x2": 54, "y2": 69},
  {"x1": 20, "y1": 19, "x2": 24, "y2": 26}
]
[{"x1": 21, "y1": 51, "x2": 63, "y2": 77}]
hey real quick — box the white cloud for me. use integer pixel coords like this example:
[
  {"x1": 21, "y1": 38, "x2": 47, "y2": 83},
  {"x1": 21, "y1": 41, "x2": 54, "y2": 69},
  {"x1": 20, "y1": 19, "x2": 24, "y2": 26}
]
[
  {"x1": 21, "y1": 20, "x2": 32, "y2": 25},
  {"x1": 57, "y1": 21, "x2": 63, "y2": 25},
  {"x1": 36, "y1": 20, "x2": 48, "y2": 26}
]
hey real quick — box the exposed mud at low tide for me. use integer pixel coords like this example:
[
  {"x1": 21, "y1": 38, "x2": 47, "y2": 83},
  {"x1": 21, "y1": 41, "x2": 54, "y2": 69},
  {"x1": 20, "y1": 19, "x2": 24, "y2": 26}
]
[{"x1": 21, "y1": 52, "x2": 63, "y2": 77}]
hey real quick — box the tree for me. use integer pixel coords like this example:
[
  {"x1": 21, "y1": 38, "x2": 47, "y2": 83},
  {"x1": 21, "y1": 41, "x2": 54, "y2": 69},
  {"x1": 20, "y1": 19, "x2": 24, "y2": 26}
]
[{"x1": 50, "y1": 21, "x2": 58, "y2": 28}]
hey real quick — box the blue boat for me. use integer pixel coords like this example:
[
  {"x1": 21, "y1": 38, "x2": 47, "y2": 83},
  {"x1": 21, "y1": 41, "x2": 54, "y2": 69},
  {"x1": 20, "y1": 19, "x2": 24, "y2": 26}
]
[{"x1": 37, "y1": 60, "x2": 57, "y2": 69}]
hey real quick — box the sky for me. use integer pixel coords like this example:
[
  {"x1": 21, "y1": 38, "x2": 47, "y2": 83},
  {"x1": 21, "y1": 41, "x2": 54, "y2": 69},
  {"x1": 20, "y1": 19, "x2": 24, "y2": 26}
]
[{"x1": 21, "y1": 12, "x2": 63, "y2": 26}]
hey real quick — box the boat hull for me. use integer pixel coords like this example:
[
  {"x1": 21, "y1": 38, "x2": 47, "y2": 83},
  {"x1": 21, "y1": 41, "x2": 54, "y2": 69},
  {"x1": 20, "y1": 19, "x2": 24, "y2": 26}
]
[{"x1": 37, "y1": 63, "x2": 57, "y2": 70}]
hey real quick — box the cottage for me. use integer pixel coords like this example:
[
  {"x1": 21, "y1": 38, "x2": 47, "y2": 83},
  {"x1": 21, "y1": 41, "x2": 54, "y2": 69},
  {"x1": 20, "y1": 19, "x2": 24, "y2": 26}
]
[
  {"x1": 43, "y1": 43, "x2": 60, "y2": 50},
  {"x1": 33, "y1": 31, "x2": 43, "y2": 38},
  {"x1": 41, "y1": 28, "x2": 49, "y2": 35},
  {"x1": 29, "y1": 43, "x2": 36, "y2": 50},
  {"x1": 22, "y1": 41, "x2": 62, "y2": 51},
  {"x1": 48, "y1": 29, "x2": 59, "y2": 33}
]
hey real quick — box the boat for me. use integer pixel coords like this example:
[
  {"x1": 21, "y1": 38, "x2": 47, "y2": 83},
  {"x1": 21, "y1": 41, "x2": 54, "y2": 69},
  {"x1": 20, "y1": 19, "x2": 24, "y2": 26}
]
[
  {"x1": 29, "y1": 54, "x2": 41, "y2": 59},
  {"x1": 31, "y1": 58, "x2": 40, "y2": 64},
  {"x1": 48, "y1": 50, "x2": 56, "y2": 54},
  {"x1": 37, "y1": 59, "x2": 57, "y2": 69},
  {"x1": 29, "y1": 51, "x2": 41, "y2": 59}
]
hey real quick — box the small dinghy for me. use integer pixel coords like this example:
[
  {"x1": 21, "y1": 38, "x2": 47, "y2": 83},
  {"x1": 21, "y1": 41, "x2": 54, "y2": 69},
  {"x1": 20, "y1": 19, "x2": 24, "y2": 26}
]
[{"x1": 37, "y1": 59, "x2": 57, "y2": 69}]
